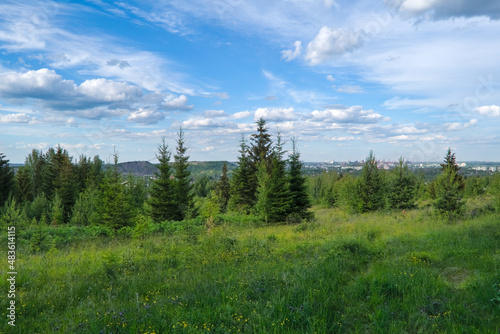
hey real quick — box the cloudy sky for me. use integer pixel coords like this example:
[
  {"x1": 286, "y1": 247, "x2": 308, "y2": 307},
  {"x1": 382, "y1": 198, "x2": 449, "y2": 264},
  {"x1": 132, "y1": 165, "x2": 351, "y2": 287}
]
[{"x1": 1, "y1": 0, "x2": 500, "y2": 163}]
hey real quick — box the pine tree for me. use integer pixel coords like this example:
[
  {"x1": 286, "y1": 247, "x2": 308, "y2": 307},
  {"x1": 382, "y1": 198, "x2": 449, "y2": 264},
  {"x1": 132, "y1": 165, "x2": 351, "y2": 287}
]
[
  {"x1": 0, "y1": 153, "x2": 14, "y2": 206},
  {"x1": 357, "y1": 150, "x2": 384, "y2": 212},
  {"x1": 267, "y1": 132, "x2": 291, "y2": 222},
  {"x1": 148, "y1": 137, "x2": 177, "y2": 223},
  {"x1": 25, "y1": 149, "x2": 45, "y2": 198},
  {"x1": 288, "y1": 138, "x2": 312, "y2": 220},
  {"x1": 389, "y1": 157, "x2": 417, "y2": 210},
  {"x1": 173, "y1": 127, "x2": 194, "y2": 220},
  {"x1": 217, "y1": 162, "x2": 231, "y2": 213},
  {"x1": 228, "y1": 135, "x2": 253, "y2": 213}
]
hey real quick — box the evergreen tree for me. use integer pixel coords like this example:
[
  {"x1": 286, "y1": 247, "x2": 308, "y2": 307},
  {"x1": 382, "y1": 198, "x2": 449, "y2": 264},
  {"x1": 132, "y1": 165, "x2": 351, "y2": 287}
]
[
  {"x1": 217, "y1": 162, "x2": 231, "y2": 213},
  {"x1": 96, "y1": 151, "x2": 133, "y2": 229},
  {"x1": 228, "y1": 135, "x2": 253, "y2": 212},
  {"x1": 357, "y1": 150, "x2": 384, "y2": 212},
  {"x1": 0, "y1": 153, "x2": 14, "y2": 206},
  {"x1": 248, "y1": 118, "x2": 273, "y2": 204},
  {"x1": 25, "y1": 149, "x2": 45, "y2": 198},
  {"x1": 389, "y1": 157, "x2": 417, "y2": 210},
  {"x1": 266, "y1": 132, "x2": 291, "y2": 222},
  {"x1": 439, "y1": 148, "x2": 465, "y2": 192},
  {"x1": 15, "y1": 166, "x2": 33, "y2": 204},
  {"x1": 70, "y1": 185, "x2": 98, "y2": 226},
  {"x1": 288, "y1": 138, "x2": 312, "y2": 219},
  {"x1": 173, "y1": 127, "x2": 194, "y2": 220},
  {"x1": 148, "y1": 137, "x2": 177, "y2": 223},
  {"x1": 433, "y1": 149, "x2": 465, "y2": 220},
  {"x1": 254, "y1": 160, "x2": 272, "y2": 223}
]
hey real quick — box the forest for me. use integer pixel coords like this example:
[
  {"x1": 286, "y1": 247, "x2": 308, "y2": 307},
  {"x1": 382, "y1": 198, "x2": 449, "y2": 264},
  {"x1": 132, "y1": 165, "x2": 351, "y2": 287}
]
[{"x1": 1, "y1": 118, "x2": 500, "y2": 333}]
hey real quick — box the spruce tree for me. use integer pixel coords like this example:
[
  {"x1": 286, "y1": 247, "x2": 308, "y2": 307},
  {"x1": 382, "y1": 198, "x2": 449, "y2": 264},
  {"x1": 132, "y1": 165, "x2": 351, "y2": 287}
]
[
  {"x1": 148, "y1": 137, "x2": 177, "y2": 223},
  {"x1": 173, "y1": 127, "x2": 194, "y2": 220},
  {"x1": 254, "y1": 160, "x2": 272, "y2": 223},
  {"x1": 248, "y1": 118, "x2": 273, "y2": 204},
  {"x1": 0, "y1": 153, "x2": 14, "y2": 206},
  {"x1": 15, "y1": 166, "x2": 33, "y2": 204},
  {"x1": 357, "y1": 150, "x2": 384, "y2": 212},
  {"x1": 389, "y1": 157, "x2": 417, "y2": 210},
  {"x1": 228, "y1": 135, "x2": 253, "y2": 212},
  {"x1": 267, "y1": 132, "x2": 291, "y2": 222},
  {"x1": 96, "y1": 151, "x2": 133, "y2": 229},
  {"x1": 433, "y1": 149, "x2": 465, "y2": 220},
  {"x1": 217, "y1": 162, "x2": 231, "y2": 213},
  {"x1": 288, "y1": 138, "x2": 312, "y2": 220}
]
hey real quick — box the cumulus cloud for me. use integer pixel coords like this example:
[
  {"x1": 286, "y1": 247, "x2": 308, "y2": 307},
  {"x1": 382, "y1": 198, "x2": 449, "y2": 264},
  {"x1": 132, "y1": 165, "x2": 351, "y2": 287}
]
[
  {"x1": 281, "y1": 41, "x2": 302, "y2": 61},
  {"x1": 386, "y1": 0, "x2": 500, "y2": 20},
  {"x1": 309, "y1": 105, "x2": 388, "y2": 123},
  {"x1": 326, "y1": 75, "x2": 335, "y2": 82},
  {"x1": 254, "y1": 107, "x2": 295, "y2": 122},
  {"x1": 127, "y1": 108, "x2": 165, "y2": 124},
  {"x1": 474, "y1": 105, "x2": 500, "y2": 117},
  {"x1": 203, "y1": 110, "x2": 226, "y2": 118},
  {"x1": 336, "y1": 85, "x2": 363, "y2": 93},
  {"x1": 0, "y1": 113, "x2": 34, "y2": 123},
  {"x1": 444, "y1": 119, "x2": 478, "y2": 131},
  {"x1": 305, "y1": 27, "x2": 364, "y2": 65},
  {"x1": 232, "y1": 111, "x2": 252, "y2": 119}
]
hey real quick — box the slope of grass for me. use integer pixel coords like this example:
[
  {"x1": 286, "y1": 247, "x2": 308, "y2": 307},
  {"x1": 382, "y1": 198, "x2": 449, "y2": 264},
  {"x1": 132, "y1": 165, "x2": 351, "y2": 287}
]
[{"x1": 1, "y1": 206, "x2": 499, "y2": 333}]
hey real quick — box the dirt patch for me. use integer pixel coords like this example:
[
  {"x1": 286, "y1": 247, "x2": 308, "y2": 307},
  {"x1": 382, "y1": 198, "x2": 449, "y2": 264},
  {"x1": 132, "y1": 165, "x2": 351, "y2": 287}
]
[{"x1": 441, "y1": 267, "x2": 470, "y2": 288}]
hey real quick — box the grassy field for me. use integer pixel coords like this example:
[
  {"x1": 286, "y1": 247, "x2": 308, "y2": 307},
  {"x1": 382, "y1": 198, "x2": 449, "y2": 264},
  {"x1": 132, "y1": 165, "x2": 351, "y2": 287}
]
[{"x1": 2, "y1": 204, "x2": 500, "y2": 333}]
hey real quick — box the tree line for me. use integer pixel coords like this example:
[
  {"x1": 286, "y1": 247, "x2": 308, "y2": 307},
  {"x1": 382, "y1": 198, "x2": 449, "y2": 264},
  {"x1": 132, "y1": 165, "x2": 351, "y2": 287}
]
[{"x1": 0, "y1": 118, "x2": 312, "y2": 231}]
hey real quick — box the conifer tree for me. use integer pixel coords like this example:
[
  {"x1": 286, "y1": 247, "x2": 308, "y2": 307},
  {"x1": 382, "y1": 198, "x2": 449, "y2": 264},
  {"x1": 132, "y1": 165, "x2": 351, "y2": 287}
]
[
  {"x1": 254, "y1": 160, "x2": 272, "y2": 223},
  {"x1": 217, "y1": 162, "x2": 231, "y2": 213},
  {"x1": 173, "y1": 127, "x2": 194, "y2": 220},
  {"x1": 148, "y1": 137, "x2": 177, "y2": 223},
  {"x1": 228, "y1": 135, "x2": 253, "y2": 212},
  {"x1": 96, "y1": 151, "x2": 133, "y2": 229},
  {"x1": 357, "y1": 150, "x2": 384, "y2": 212},
  {"x1": 0, "y1": 153, "x2": 14, "y2": 206},
  {"x1": 288, "y1": 138, "x2": 312, "y2": 220},
  {"x1": 248, "y1": 118, "x2": 273, "y2": 204},
  {"x1": 389, "y1": 157, "x2": 417, "y2": 210},
  {"x1": 25, "y1": 149, "x2": 45, "y2": 198},
  {"x1": 433, "y1": 149, "x2": 465, "y2": 220},
  {"x1": 15, "y1": 166, "x2": 33, "y2": 204},
  {"x1": 266, "y1": 132, "x2": 291, "y2": 222}
]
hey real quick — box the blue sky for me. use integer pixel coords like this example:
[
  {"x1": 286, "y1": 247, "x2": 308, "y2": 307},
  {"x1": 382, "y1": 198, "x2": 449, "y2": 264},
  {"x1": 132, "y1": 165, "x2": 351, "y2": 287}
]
[{"x1": 1, "y1": 0, "x2": 500, "y2": 163}]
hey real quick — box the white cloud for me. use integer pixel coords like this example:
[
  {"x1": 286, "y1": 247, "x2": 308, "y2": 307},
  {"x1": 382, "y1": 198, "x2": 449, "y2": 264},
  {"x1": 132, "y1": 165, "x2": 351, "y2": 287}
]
[
  {"x1": 232, "y1": 111, "x2": 252, "y2": 119},
  {"x1": 254, "y1": 107, "x2": 295, "y2": 122},
  {"x1": 203, "y1": 110, "x2": 226, "y2": 118},
  {"x1": 387, "y1": 0, "x2": 500, "y2": 20},
  {"x1": 281, "y1": 41, "x2": 302, "y2": 61},
  {"x1": 444, "y1": 119, "x2": 478, "y2": 131},
  {"x1": 77, "y1": 78, "x2": 142, "y2": 102},
  {"x1": 305, "y1": 27, "x2": 364, "y2": 65},
  {"x1": 336, "y1": 85, "x2": 363, "y2": 93},
  {"x1": 310, "y1": 105, "x2": 387, "y2": 123},
  {"x1": 326, "y1": 74, "x2": 335, "y2": 82},
  {"x1": 474, "y1": 105, "x2": 500, "y2": 117},
  {"x1": 158, "y1": 94, "x2": 193, "y2": 111},
  {"x1": 0, "y1": 113, "x2": 34, "y2": 123},
  {"x1": 127, "y1": 108, "x2": 165, "y2": 124}
]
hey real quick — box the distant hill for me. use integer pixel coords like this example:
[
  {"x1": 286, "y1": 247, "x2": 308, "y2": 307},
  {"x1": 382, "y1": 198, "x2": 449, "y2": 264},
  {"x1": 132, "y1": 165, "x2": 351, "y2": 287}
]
[{"x1": 116, "y1": 160, "x2": 237, "y2": 179}]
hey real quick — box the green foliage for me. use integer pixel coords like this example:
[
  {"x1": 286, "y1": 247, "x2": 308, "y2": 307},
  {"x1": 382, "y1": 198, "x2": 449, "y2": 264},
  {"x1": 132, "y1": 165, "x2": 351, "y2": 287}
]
[
  {"x1": 433, "y1": 166, "x2": 465, "y2": 220},
  {"x1": 0, "y1": 152, "x2": 14, "y2": 206},
  {"x1": 95, "y1": 152, "x2": 133, "y2": 230},
  {"x1": 15, "y1": 165, "x2": 33, "y2": 203},
  {"x1": 228, "y1": 135, "x2": 253, "y2": 213},
  {"x1": 464, "y1": 175, "x2": 487, "y2": 198},
  {"x1": 148, "y1": 137, "x2": 177, "y2": 223},
  {"x1": 248, "y1": 117, "x2": 273, "y2": 204},
  {"x1": 173, "y1": 127, "x2": 195, "y2": 220},
  {"x1": 217, "y1": 162, "x2": 231, "y2": 213},
  {"x1": 70, "y1": 186, "x2": 98, "y2": 226},
  {"x1": 288, "y1": 137, "x2": 312, "y2": 220},
  {"x1": 357, "y1": 150, "x2": 384, "y2": 212},
  {"x1": 29, "y1": 193, "x2": 50, "y2": 222},
  {"x1": 489, "y1": 173, "x2": 500, "y2": 212},
  {"x1": 201, "y1": 190, "x2": 220, "y2": 226},
  {"x1": 336, "y1": 174, "x2": 360, "y2": 212},
  {"x1": 266, "y1": 133, "x2": 291, "y2": 222},
  {"x1": 50, "y1": 193, "x2": 64, "y2": 225},
  {"x1": 254, "y1": 160, "x2": 272, "y2": 223},
  {"x1": 388, "y1": 157, "x2": 417, "y2": 210}
]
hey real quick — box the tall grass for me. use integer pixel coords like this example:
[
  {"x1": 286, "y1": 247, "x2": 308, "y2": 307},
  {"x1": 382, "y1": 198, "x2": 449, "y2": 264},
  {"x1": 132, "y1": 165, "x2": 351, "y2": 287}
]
[{"x1": 1, "y1": 203, "x2": 499, "y2": 333}]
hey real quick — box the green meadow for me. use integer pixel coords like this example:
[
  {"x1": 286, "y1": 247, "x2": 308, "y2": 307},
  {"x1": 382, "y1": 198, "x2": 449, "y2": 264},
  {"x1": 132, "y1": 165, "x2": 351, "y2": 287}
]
[{"x1": 2, "y1": 203, "x2": 499, "y2": 333}]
